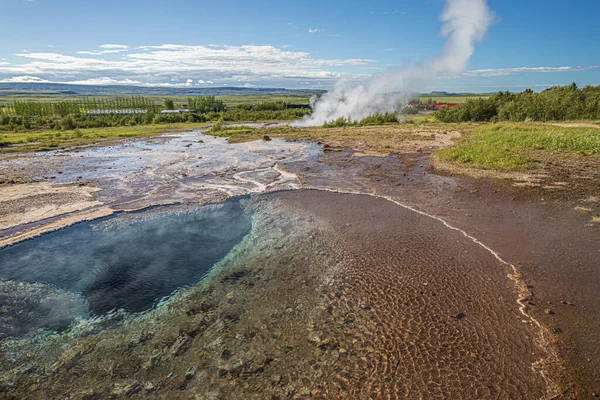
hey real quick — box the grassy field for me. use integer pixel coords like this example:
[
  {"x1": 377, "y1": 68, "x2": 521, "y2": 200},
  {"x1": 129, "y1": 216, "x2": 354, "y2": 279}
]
[
  {"x1": 0, "y1": 123, "x2": 207, "y2": 152},
  {"x1": 414, "y1": 94, "x2": 492, "y2": 104},
  {"x1": 436, "y1": 123, "x2": 600, "y2": 171}
]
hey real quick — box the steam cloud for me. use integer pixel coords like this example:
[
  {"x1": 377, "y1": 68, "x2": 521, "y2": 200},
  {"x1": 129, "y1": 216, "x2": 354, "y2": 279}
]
[{"x1": 297, "y1": 0, "x2": 493, "y2": 126}]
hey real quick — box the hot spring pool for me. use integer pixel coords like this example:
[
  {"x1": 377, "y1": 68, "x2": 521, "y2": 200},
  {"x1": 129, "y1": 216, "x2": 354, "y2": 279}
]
[{"x1": 0, "y1": 198, "x2": 252, "y2": 339}]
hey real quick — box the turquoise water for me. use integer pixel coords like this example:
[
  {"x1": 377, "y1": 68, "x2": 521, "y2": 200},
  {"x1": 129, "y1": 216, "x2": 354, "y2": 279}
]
[{"x1": 0, "y1": 198, "x2": 251, "y2": 338}]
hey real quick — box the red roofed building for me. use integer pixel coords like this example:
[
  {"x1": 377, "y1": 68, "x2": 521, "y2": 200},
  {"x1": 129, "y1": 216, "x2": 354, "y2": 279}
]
[{"x1": 433, "y1": 103, "x2": 458, "y2": 109}]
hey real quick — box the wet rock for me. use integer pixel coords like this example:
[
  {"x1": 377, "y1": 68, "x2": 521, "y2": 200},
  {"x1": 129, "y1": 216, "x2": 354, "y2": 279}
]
[
  {"x1": 184, "y1": 143, "x2": 192, "y2": 147},
  {"x1": 143, "y1": 382, "x2": 155, "y2": 392},
  {"x1": 263, "y1": 135, "x2": 272, "y2": 141},
  {"x1": 221, "y1": 268, "x2": 251, "y2": 283},
  {"x1": 81, "y1": 390, "x2": 101, "y2": 400},
  {"x1": 454, "y1": 312, "x2": 466, "y2": 320},
  {"x1": 219, "y1": 304, "x2": 243, "y2": 322},
  {"x1": 169, "y1": 334, "x2": 192, "y2": 356},
  {"x1": 343, "y1": 313, "x2": 356, "y2": 324},
  {"x1": 186, "y1": 366, "x2": 197, "y2": 379},
  {"x1": 186, "y1": 300, "x2": 213, "y2": 315},
  {"x1": 0, "y1": 280, "x2": 88, "y2": 339},
  {"x1": 220, "y1": 349, "x2": 233, "y2": 360},
  {"x1": 112, "y1": 382, "x2": 141, "y2": 398},
  {"x1": 318, "y1": 338, "x2": 339, "y2": 351},
  {"x1": 218, "y1": 360, "x2": 249, "y2": 378}
]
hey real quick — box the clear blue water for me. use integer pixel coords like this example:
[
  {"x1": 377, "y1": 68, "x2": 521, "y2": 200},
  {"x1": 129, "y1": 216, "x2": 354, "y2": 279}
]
[{"x1": 0, "y1": 198, "x2": 252, "y2": 320}]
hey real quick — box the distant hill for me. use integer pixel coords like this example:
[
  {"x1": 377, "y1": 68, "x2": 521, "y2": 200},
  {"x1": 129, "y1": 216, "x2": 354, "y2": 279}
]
[
  {"x1": 424, "y1": 91, "x2": 496, "y2": 96},
  {"x1": 0, "y1": 83, "x2": 326, "y2": 97}
]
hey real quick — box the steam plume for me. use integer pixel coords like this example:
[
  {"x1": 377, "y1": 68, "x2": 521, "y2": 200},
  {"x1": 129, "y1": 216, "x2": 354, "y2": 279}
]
[{"x1": 297, "y1": 0, "x2": 493, "y2": 126}]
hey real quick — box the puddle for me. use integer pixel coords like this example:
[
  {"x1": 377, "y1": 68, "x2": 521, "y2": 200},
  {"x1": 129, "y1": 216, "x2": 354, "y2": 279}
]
[{"x1": 0, "y1": 197, "x2": 251, "y2": 339}]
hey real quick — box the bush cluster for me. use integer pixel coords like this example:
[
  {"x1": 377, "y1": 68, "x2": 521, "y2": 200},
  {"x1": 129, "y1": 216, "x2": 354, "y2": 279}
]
[
  {"x1": 322, "y1": 112, "x2": 399, "y2": 128},
  {"x1": 436, "y1": 84, "x2": 600, "y2": 123}
]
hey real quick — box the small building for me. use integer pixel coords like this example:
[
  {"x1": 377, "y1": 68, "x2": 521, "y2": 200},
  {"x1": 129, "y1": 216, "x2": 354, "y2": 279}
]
[{"x1": 160, "y1": 109, "x2": 190, "y2": 114}]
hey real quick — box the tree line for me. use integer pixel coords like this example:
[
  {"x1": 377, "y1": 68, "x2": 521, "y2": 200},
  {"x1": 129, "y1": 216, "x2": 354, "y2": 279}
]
[
  {"x1": 436, "y1": 84, "x2": 600, "y2": 122},
  {"x1": 1, "y1": 96, "x2": 160, "y2": 117},
  {"x1": 186, "y1": 96, "x2": 226, "y2": 113},
  {"x1": 0, "y1": 108, "x2": 311, "y2": 132},
  {"x1": 0, "y1": 95, "x2": 235, "y2": 118}
]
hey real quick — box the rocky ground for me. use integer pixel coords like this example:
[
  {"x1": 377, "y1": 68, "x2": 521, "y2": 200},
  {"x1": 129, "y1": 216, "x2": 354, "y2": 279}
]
[{"x1": 0, "y1": 125, "x2": 599, "y2": 398}]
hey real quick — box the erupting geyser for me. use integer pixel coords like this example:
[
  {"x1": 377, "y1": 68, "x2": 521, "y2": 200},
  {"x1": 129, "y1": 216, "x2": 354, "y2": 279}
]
[{"x1": 296, "y1": 0, "x2": 493, "y2": 126}]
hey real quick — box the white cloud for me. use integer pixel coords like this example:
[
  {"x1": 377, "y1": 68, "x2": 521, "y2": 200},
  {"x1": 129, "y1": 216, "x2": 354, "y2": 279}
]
[
  {"x1": 20, "y1": 43, "x2": 597, "y2": 88},
  {"x1": 99, "y1": 44, "x2": 129, "y2": 50},
  {"x1": 77, "y1": 50, "x2": 127, "y2": 55},
  {"x1": 0, "y1": 76, "x2": 51, "y2": 83},
  {"x1": 0, "y1": 44, "x2": 375, "y2": 88},
  {"x1": 308, "y1": 29, "x2": 320, "y2": 33},
  {"x1": 463, "y1": 66, "x2": 600, "y2": 77},
  {"x1": 77, "y1": 44, "x2": 130, "y2": 56},
  {"x1": 0, "y1": 76, "x2": 141, "y2": 85},
  {"x1": 65, "y1": 77, "x2": 141, "y2": 85}
]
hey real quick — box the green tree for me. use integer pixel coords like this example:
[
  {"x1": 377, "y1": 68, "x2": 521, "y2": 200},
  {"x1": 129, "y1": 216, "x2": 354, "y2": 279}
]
[{"x1": 164, "y1": 99, "x2": 175, "y2": 110}]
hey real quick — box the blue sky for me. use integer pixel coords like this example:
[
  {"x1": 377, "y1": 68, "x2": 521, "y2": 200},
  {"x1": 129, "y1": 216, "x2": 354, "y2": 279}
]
[{"x1": 1, "y1": 0, "x2": 599, "y2": 92}]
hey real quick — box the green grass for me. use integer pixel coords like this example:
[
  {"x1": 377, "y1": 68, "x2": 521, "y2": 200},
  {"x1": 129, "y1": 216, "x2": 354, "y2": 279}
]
[
  {"x1": 0, "y1": 123, "x2": 207, "y2": 152},
  {"x1": 436, "y1": 123, "x2": 600, "y2": 171},
  {"x1": 405, "y1": 115, "x2": 439, "y2": 124},
  {"x1": 414, "y1": 95, "x2": 491, "y2": 104}
]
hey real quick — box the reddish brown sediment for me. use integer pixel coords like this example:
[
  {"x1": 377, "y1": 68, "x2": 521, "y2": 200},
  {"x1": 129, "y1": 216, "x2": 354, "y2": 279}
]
[
  {"x1": 274, "y1": 190, "x2": 556, "y2": 398},
  {"x1": 286, "y1": 149, "x2": 598, "y2": 397}
]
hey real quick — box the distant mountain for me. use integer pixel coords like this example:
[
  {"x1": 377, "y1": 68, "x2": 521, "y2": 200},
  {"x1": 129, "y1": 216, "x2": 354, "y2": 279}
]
[
  {"x1": 425, "y1": 91, "x2": 496, "y2": 96},
  {"x1": 0, "y1": 83, "x2": 326, "y2": 97}
]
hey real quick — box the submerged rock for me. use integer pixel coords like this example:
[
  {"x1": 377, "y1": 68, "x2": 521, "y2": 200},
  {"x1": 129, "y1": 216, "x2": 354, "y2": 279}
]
[{"x1": 0, "y1": 280, "x2": 89, "y2": 339}]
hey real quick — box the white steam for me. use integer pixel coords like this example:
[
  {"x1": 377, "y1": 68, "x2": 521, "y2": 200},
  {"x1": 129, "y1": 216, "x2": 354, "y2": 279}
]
[{"x1": 297, "y1": 0, "x2": 493, "y2": 126}]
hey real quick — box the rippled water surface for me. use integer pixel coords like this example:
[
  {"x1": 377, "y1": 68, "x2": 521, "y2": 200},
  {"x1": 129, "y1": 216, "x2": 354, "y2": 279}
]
[{"x1": 0, "y1": 198, "x2": 251, "y2": 337}]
